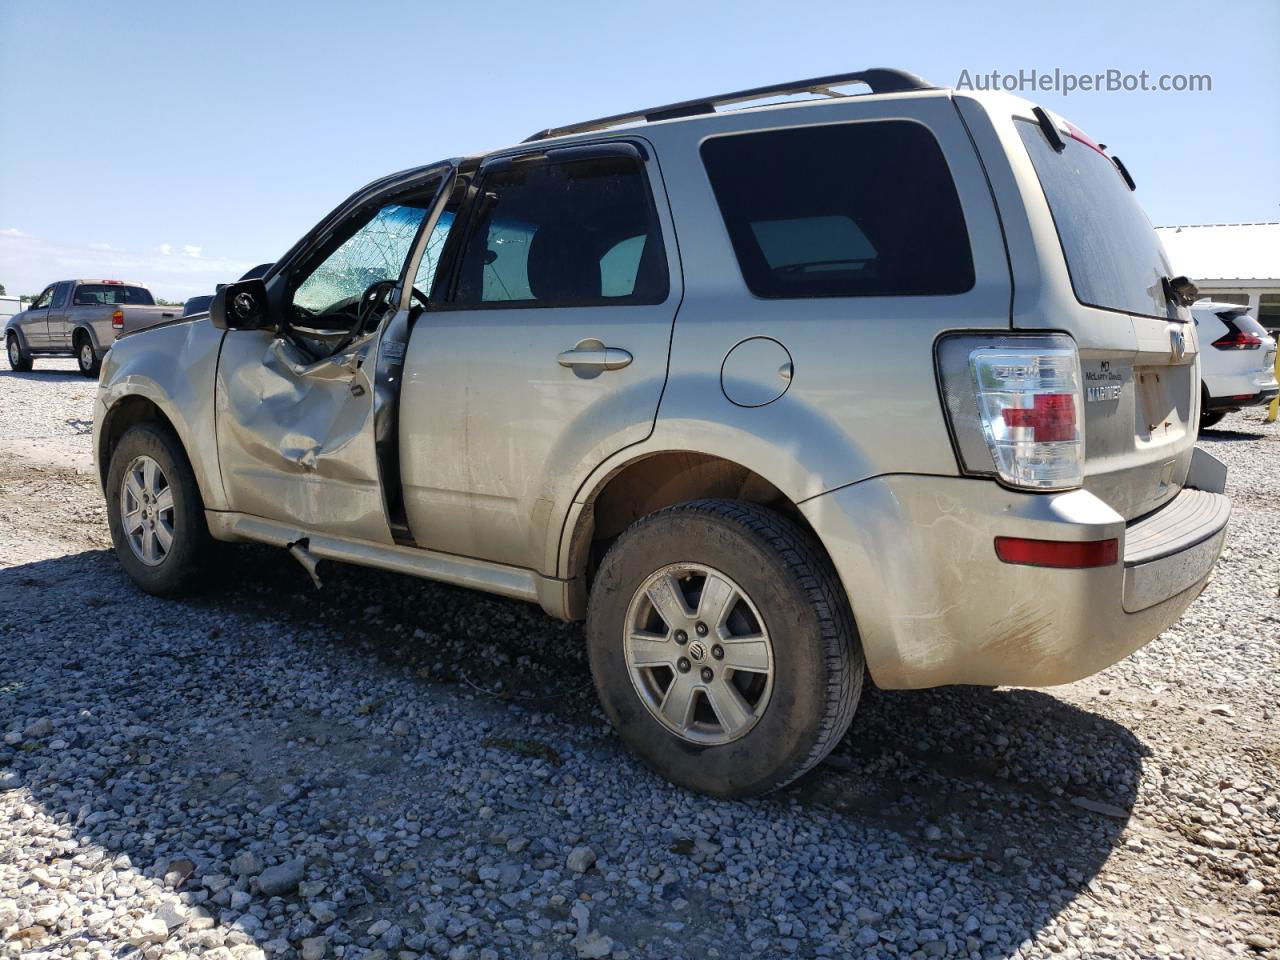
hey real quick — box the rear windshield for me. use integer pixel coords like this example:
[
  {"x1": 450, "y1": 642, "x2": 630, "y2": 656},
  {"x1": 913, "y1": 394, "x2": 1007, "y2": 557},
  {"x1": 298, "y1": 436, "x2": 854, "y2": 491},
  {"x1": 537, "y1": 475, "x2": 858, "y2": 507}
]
[
  {"x1": 73, "y1": 284, "x2": 154, "y2": 306},
  {"x1": 701, "y1": 120, "x2": 974, "y2": 299},
  {"x1": 1210, "y1": 310, "x2": 1272, "y2": 341},
  {"x1": 1017, "y1": 120, "x2": 1176, "y2": 320}
]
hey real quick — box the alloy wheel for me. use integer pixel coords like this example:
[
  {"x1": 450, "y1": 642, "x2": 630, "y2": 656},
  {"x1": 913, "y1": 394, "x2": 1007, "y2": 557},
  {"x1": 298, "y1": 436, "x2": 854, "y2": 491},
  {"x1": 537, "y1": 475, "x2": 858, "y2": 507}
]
[
  {"x1": 623, "y1": 563, "x2": 774, "y2": 745},
  {"x1": 120, "y1": 455, "x2": 175, "y2": 566}
]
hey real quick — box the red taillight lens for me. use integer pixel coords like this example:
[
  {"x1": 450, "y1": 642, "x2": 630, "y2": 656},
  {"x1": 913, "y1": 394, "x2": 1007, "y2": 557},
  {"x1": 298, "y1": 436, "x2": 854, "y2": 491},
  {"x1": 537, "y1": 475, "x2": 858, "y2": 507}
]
[
  {"x1": 111, "y1": 309, "x2": 124, "y2": 329},
  {"x1": 1212, "y1": 329, "x2": 1262, "y2": 350},
  {"x1": 994, "y1": 537, "x2": 1118, "y2": 568},
  {"x1": 1001, "y1": 393, "x2": 1077, "y2": 442}
]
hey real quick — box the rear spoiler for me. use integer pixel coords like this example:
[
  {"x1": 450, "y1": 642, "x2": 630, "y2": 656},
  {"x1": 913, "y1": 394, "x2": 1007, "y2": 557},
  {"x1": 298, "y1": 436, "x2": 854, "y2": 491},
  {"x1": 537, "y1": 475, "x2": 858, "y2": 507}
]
[{"x1": 1032, "y1": 105, "x2": 1137, "y2": 191}]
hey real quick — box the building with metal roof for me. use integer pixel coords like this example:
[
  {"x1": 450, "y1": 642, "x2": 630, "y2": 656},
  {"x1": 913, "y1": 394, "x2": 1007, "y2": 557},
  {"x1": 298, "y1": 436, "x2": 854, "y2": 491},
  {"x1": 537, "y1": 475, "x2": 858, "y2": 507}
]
[{"x1": 1155, "y1": 222, "x2": 1280, "y2": 334}]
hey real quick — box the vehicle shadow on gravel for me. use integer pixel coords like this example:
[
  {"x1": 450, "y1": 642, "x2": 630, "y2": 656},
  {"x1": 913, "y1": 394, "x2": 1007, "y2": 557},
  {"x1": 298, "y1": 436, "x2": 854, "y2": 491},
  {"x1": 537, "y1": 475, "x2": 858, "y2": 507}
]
[
  {"x1": 1199, "y1": 427, "x2": 1269, "y2": 442},
  {"x1": 2, "y1": 546, "x2": 1145, "y2": 958},
  {"x1": 0, "y1": 368, "x2": 85, "y2": 383}
]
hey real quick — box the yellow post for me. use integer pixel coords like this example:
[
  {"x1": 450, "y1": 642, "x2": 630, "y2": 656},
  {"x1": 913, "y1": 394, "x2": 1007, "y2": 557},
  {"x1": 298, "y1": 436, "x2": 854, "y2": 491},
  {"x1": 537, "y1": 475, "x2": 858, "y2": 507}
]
[
  {"x1": 1269, "y1": 343, "x2": 1280, "y2": 422},
  {"x1": 1268, "y1": 342, "x2": 1279, "y2": 422}
]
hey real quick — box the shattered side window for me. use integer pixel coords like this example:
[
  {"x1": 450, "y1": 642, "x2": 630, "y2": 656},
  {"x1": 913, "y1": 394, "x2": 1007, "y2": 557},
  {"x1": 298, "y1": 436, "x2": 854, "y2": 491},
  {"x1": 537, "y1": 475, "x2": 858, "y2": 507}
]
[{"x1": 293, "y1": 203, "x2": 428, "y2": 316}]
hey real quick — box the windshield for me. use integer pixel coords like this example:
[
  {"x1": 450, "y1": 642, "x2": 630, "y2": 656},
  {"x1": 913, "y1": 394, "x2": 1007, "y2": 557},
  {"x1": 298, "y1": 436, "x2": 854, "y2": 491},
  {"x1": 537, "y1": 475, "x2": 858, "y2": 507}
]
[{"x1": 1018, "y1": 120, "x2": 1177, "y2": 320}]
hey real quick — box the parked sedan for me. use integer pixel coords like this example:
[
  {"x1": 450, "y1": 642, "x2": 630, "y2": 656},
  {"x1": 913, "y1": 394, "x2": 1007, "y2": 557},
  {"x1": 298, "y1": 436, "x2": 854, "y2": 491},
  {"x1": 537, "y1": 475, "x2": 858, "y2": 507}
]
[{"x1": 1195, "y1": 301, "x2": 1279, "y2": 428}]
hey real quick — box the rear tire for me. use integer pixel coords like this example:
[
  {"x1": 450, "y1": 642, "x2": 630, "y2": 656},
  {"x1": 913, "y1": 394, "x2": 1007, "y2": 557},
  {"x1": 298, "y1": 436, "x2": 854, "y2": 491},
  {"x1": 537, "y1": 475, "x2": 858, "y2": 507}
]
[
  {"x1": 6, "y1": 333, "x2": 32, "y2": 372},
  {"x1": 105, "y1": 423, "x2": 215, "y2": 596},
  {"x1": 586, "y1": 498, "x2": 864, "y2": 798},
  {"x1": 75, "y1": 333, "x2": 101, "y2": 378}
]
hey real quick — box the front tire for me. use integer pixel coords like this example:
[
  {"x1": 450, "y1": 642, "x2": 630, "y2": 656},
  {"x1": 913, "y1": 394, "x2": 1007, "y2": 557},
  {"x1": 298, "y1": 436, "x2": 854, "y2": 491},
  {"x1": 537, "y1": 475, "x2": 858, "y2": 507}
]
[
  {"x1": 6, "y1": 333, "x2": 32, "y2": 372},
  {"x1": 76, "y1": 334, "x2": 101, "y2": 378},
  {"x1": 105, "y1": 423, "x2": 214, "y2": 596},
  {"x1": 586, "y1": 499, "x2": 864, "y2": 798}
]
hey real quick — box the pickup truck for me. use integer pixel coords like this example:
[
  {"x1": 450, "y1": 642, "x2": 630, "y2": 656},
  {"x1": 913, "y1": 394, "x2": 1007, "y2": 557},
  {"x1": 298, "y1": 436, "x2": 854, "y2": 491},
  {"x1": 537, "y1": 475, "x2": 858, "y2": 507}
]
[{"x1": 4, "y1": 279, "x2": 179, "y2": 377}]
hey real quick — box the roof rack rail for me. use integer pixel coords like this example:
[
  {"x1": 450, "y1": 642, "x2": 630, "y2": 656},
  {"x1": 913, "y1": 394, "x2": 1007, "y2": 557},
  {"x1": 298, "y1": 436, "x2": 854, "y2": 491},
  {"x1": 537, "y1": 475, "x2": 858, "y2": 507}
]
[{"x1": 523, "y1": 68, "x2": 935, "y2": 142}]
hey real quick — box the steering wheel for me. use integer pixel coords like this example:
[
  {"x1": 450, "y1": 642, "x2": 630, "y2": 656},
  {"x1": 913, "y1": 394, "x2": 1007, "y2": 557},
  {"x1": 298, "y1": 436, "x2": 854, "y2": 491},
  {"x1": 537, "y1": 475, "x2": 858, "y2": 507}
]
[
  {"x1": 355, "y1": 280, "x2": 431, "y2": 327},
  {"x1": 294, "y1": 281, "x2": 430, "y2": 356}
]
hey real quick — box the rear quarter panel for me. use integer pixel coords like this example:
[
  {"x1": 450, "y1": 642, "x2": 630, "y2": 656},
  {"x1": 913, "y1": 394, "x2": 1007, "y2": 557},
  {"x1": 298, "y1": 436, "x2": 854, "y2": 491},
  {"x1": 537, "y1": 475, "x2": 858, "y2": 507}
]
[
  {"x1": 95, "y1": 318, "x2": 228, "y2": 508},
  {"x1": 69, "y1": 305, "x2": 118, "y2": 353},
  {"x1": 641, "y1": 96, "x2": 1009, "y2": 479},
  {"x1": 121, "y1": 304, "x2": 181, "y2": 336}
]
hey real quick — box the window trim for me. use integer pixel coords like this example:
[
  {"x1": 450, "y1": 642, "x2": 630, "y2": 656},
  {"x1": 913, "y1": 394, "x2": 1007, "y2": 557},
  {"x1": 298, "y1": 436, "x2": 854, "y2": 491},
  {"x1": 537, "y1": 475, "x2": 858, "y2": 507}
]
[
  {"x1": 699, "y1": 117, "x2": 977, "y2": 302},
  {"x1": 434, "y1": 141, "x2": 672, "y2": 313}
]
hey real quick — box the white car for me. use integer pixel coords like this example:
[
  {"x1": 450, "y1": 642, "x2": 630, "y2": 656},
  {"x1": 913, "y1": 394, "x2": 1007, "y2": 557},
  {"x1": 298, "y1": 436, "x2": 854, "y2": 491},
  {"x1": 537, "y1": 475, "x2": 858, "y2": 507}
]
[{"x1": 1195, "y1": 302, "x2": 1279, "y2": 428}]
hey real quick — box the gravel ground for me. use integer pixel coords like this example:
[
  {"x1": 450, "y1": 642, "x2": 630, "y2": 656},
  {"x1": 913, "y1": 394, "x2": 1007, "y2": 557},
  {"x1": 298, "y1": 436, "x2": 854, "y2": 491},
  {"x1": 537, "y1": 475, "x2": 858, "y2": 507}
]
[{"x1": 1, "y1": 355, "x2": 1277, "y2": 960}]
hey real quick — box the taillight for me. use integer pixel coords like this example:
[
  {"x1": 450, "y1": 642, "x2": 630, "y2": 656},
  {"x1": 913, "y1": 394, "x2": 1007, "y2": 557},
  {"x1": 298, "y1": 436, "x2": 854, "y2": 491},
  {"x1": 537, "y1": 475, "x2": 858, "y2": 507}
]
[
  {"x1": 111, "y1": 310, "x2": 124, "y2": 329},
  {"x1": 937, "y1": 334, "x2": 1085, "y2": 491},
  {"x1": 1212, "y1": 325, "x2": 1262, "y2": 350}
]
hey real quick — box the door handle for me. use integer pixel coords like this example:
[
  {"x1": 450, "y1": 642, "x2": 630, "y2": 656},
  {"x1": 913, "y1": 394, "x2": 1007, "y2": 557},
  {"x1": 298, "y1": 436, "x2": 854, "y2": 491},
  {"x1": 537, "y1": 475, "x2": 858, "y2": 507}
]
[{"x1": 557, "y1": 340, "x2": 633, "y2": 371}]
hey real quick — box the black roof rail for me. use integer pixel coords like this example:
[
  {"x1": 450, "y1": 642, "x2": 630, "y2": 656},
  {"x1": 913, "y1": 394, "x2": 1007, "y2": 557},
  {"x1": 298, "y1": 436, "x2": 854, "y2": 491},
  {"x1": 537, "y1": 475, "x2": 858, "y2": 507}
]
[{"x1": 524, "y1": 68, "x2": 936, "y2": 142}]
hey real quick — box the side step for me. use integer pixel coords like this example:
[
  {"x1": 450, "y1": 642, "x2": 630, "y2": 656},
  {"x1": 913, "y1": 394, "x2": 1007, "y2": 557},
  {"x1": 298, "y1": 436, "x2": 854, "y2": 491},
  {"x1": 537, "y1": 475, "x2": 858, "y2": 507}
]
[{"x1": 207, "y1": 512, "x2": 543, "y2": 604}]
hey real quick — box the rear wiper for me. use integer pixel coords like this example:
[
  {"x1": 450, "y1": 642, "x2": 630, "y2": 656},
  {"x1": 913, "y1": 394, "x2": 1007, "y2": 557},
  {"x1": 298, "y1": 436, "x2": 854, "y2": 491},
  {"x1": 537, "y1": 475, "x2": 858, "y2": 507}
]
[{"x1": 1110, "y1": 155, "x2": 1136, "y2": 191}]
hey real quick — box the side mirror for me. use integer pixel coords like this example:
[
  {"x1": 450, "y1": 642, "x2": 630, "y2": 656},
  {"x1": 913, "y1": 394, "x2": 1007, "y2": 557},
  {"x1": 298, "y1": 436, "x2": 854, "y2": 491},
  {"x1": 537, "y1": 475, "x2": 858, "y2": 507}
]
[{"x1": 210, "y1": 279, "x2": 273, "y2": 331}]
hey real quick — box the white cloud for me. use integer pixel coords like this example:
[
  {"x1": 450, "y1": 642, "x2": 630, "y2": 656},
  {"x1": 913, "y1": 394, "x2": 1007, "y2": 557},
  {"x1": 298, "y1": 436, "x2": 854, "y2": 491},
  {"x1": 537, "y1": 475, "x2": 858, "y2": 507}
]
[{"x1": 0, "y1": 231, "x2": 255, "y2": 302}]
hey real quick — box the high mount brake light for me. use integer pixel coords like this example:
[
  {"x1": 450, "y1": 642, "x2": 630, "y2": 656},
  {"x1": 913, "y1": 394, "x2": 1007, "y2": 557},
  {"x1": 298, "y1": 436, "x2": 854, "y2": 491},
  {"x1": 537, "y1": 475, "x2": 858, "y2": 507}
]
[
  {"x1": 1064, "y1": 120, "x2": 1107, "y2": 156},
  {"x1": 936, "y1": 334, "x2": 1085, "y2": 491}
]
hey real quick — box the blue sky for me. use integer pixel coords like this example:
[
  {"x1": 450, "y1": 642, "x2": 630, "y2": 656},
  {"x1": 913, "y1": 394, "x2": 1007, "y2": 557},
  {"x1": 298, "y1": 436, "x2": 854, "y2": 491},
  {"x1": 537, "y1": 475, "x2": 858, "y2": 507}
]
[{"x1": 1, "y1": 0, "x2": 1277, "y2": 301}]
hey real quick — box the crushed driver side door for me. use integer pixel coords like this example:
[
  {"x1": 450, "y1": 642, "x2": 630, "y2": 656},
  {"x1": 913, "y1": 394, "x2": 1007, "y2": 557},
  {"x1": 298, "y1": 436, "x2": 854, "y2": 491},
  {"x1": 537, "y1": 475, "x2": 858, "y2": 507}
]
[{"x1": 214, "y1": 169, "x2": 451, "y2": 544}]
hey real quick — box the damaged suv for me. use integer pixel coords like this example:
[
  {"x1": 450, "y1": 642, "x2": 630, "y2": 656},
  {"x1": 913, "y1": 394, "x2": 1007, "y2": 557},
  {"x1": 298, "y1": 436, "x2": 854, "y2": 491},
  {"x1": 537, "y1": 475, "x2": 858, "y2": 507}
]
[{"x1": 94, "y1": 69, "x2": 1230, "y2": 797}]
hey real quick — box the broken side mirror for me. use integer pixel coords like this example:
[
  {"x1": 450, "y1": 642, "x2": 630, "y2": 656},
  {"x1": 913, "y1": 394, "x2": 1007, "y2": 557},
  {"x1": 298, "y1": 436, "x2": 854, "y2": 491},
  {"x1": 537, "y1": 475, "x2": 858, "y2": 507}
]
[
  {"x1": 1163, "y1": 275, "x2": 1199, "y2": 309},
  {"x1": 210, "y1": 278, "x2": 274, "y2": 331}
]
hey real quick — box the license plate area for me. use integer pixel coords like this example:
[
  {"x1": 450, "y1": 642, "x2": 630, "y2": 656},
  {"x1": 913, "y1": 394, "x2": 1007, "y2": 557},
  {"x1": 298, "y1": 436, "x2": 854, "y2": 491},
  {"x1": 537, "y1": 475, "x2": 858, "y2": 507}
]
[{"x1": 1134, "y1": 364, "x2": 1192, "y2": 445}]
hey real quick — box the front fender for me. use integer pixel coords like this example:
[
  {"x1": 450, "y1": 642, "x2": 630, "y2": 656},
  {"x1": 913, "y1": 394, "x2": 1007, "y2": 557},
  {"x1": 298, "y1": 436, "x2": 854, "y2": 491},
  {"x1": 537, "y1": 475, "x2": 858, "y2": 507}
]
[{"x1": 95, "y1": 318, "x2": 228, "y2": 509}]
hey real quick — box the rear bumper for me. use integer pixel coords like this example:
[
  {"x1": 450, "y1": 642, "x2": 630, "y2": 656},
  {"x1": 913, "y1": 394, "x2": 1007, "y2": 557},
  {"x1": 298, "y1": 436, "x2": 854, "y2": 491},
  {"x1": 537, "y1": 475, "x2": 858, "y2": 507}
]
[
  {"x1": 802, "y1": 449, "x2": 1229, "y2": 689},
  {"x1": 1205, "y1": 385, "x2": 1278, "y2": 411}
]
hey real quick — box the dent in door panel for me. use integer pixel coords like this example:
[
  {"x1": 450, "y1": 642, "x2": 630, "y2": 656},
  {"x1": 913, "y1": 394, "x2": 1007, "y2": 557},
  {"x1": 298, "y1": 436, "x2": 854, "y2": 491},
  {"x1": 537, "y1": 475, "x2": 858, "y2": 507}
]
[{"x1": 218, "y1": 334, "x2": 389, "y2": 540}]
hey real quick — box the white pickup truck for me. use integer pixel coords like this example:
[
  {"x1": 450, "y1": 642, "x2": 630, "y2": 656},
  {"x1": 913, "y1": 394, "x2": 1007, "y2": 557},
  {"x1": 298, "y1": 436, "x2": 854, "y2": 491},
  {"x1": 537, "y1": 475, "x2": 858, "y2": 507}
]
[{"x1": 4, "y1": 279, "x2": 179, "y2": 377}]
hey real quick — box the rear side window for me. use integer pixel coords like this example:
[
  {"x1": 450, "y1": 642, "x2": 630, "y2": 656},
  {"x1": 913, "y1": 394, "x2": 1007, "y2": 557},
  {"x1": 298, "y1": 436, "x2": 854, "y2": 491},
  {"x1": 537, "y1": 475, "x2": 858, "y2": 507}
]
[
  {"x1": 452, "y1": 154, "x2": 668, "y2": 309},
  {"x1": 701, "y1": 121, "x2": 974, "y2": 299},
  {"x1": 1017, "y1": 121, "x2": 1176, "y2": 320},
  {"x1": 73, "y1": 284, "x2": 155, "y2": 306}
]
